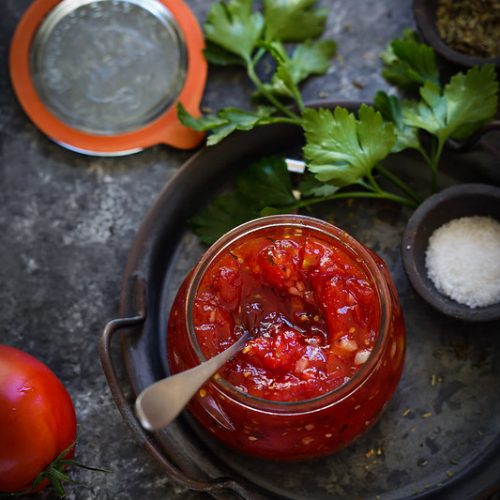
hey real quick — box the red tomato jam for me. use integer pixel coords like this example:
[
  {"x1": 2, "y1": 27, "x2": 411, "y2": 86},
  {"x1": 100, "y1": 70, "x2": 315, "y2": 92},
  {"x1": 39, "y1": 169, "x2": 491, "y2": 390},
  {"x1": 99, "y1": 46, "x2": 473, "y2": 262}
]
[{"x1": 168, "y1": 216, "x2": 405, "y2": 460}]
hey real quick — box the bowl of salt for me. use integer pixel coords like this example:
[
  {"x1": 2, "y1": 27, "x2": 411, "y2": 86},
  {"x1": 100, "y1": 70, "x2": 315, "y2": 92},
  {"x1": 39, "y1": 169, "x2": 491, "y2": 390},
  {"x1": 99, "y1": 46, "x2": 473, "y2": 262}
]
[{"x1": 402, "y1": 184, "x2": 500, "y2": 322}]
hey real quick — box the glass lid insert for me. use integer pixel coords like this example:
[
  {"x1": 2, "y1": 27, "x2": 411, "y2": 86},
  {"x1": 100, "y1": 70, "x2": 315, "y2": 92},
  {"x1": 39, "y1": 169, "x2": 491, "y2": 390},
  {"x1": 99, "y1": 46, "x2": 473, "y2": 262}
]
[{"x1": 30, "y1": 0, "x2": 187, "y2": 135}]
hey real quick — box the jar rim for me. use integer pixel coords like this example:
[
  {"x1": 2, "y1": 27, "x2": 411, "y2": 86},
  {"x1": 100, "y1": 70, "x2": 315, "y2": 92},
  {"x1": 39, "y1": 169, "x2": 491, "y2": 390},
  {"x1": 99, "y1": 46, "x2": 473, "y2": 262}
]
[{"x1": 183, "y1": 215, "x2": 392, "y2": 412}]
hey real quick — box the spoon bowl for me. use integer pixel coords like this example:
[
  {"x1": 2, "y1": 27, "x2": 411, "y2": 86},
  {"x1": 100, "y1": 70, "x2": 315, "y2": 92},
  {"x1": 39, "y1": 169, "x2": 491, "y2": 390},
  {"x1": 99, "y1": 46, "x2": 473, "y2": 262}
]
[{"x1": 135, "y1": 331, "x2": 250, "y2": 431}]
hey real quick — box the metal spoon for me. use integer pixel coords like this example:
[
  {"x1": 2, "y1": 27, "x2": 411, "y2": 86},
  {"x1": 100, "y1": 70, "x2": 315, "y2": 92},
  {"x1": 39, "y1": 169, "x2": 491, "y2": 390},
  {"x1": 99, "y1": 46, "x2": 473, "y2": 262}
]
[{"x1": 135, "y1": 331, "x2": 250, "y2": 431}]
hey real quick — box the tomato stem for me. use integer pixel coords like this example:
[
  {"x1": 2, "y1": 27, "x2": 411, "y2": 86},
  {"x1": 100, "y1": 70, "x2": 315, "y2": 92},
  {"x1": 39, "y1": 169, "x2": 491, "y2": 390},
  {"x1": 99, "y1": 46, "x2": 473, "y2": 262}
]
[{"x1": 0, "y1": 441, "x2": 110, "y2": 498}]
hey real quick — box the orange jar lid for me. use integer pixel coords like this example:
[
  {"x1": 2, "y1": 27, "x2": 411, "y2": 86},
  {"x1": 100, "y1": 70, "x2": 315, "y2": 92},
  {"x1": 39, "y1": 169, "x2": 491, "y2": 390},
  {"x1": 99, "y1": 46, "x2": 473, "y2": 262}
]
[{"x1": 10, "y1": 0, "x2": 207, "y2": 155}]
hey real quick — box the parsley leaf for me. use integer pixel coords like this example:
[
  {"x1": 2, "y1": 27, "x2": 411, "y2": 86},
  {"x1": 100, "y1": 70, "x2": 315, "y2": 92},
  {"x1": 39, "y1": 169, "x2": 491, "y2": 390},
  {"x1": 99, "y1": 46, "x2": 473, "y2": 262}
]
[
  {"x1": 177, "y1": 103, "x2": 226, "y2": 131},
  {"x1": 190, "y1": 157, "x2": 296, "y2": 244},
  {"x1": 381, "y1": 29, "x2": 439, "y2": 90},
  {"x1": 258, "y1": 42, "x2": 304, "y2": 106},
  {"x1": 303, "y1": 105, "x2": 396, "y2": 186},
  {"x1": 260, "y1": 205, "x2": 294, "y2": 216},
  {"x1": 402, "y1": 83, "x2": 446, "y2": 139},
  {"x1": 403, "y1": 65, "x2": 499, "y2": 142},
  {"x1": 190, "y1": 193, "x2": 258, "y2": 245},
  {"x1": 236, "y1": 156, "x2": 296, "y2": 207},
  {"x1": 178, "y1": 104, "x2": 275, "y2": 145},
  {"x1": 443, "y1": 64, "x2": 499, "y2": 140},
  {"x1": 298, "y1": 174, "x2": 339, "y2": 197},
  {"x1": 203, "y1": 42, "x2": 246, "y2": 66},
  {"x1": 374, "y1": 91, "x2": 420, "y2": 152},
  {"x1": 258, "y1": 40, "x2": 336, "y2": 100},
  {"x1": 291, "y1": 40, "x2": 337, "y2": 82},
  {"x1": 205, "y1": 0, "x2": 264, "y2": 63},
  {"x1": 264, "y1": 0, "x2": 328, "y2": 42}
]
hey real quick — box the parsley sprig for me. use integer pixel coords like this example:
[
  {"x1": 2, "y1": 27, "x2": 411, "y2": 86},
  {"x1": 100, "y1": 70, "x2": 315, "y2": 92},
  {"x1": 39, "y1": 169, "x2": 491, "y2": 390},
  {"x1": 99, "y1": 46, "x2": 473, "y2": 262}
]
[
  {"x1": 377, "y1": 32, "x2": 498, "y2": 191},
  {"x1": 178, "y1": 0, "x2": 335, "y2": 143},
  {"x1": 190, "y1": 157, "x2": 295, "y2": 244},
  {"x1": 192, "y1": 153, "x2": 419, "y2": 245},
  {"x1": 180, "y1": 1, "x2": 499, "y2": 244},
  {"x1": 380, "y1": 29, "x2": 440, "y2": 90}
]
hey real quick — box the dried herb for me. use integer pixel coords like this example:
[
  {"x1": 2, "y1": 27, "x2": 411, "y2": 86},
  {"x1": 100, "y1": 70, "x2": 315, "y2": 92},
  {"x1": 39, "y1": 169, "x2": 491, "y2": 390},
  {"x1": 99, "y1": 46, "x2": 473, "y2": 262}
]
[{"x1": 436, "y1": 0, "x2": 500, "y2": 58}]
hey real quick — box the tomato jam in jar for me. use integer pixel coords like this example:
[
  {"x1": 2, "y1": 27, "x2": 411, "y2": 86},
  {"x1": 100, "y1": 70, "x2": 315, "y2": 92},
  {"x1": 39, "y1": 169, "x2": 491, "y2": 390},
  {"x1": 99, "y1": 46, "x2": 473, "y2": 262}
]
[{"x1": 168, "y1": 215, "x2": 405, "y2": 460}]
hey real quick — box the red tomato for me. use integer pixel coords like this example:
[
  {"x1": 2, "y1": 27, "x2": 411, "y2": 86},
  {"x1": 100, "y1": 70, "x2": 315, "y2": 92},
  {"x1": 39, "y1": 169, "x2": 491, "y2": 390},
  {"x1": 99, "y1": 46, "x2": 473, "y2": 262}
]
[
  {"x1": 211, "y1": 254, "x2": 242, "y2": 311},
  {"x1": 0, "y1": 345, "x2": 77, "y2": 494},
  {"x1": 244, "y1": 315, "x2": 306, "y2": 373},
  {"x1": 257, "y1": 239, "x2": 303, "y2": 289}
]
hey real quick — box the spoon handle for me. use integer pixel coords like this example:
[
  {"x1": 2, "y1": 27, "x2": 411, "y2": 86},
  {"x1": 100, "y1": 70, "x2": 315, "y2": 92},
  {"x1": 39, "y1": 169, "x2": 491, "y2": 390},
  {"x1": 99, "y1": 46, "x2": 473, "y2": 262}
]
[{"x1": 135, "y1": 332, "x2": 250, "y2": 431}]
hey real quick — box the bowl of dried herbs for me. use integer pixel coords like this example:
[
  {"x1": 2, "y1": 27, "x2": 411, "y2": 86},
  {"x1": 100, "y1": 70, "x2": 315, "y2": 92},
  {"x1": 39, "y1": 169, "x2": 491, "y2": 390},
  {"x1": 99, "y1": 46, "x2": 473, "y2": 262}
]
[{"x1": 413, "y1": 0, "x2": 500, "y2": 67}]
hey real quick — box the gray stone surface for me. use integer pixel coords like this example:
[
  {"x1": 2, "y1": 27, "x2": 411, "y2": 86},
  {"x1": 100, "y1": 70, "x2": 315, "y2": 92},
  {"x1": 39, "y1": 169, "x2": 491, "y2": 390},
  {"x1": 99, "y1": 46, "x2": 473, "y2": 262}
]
[{"x1": 0, "y1": 1, "x2": 413, "y2": 498}]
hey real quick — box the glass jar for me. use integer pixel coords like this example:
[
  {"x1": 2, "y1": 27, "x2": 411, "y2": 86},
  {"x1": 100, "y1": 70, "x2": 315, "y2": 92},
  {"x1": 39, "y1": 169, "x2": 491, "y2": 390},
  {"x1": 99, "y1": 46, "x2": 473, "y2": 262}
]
[{"x1": 167, "y1": 215, "x2": 405, "y2": 460}]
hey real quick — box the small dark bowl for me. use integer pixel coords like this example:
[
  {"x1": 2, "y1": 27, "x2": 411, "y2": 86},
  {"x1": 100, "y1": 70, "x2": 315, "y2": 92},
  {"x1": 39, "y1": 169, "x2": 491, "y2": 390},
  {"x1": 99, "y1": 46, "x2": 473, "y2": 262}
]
[
  {"x1": 413, "y1": 0, "x2": 500, "y2": 68},
  {"x1": 402, "y1": 184, "x2": 500, "y2": 322}
]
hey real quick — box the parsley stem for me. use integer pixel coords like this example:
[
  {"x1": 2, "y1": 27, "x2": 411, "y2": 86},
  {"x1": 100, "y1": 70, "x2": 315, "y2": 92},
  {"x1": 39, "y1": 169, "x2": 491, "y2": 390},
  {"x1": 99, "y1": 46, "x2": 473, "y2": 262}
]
[
  {"x1": 252, "y1": 47, "x2": 266, "y2": 66},
  {"x1": 367, "y1": 173, "x2": 383, "y2": 193},
  {"x1": 297, "y1": 190, "x2": 418, "y2": 209},
  {"x1": 295, "y1": 92, "x2": 305, "y2": 113},
  {"x1": 417, "y1": 144, "x2": 431, "y2": 166},
  {"x1": 247, "y1": 63, "x2": 300, "y2": 121},
  {"x1": 267, "y1": 117, "x2": 303, "y2": 126},
  {"x1": 357, "y1": 179, "x2": 373, "y2": 191},
  {"x1": 429, "y1": 137, "x2": 445, "y2": 193},
  {"x1": 375, "y1": 164, "x2": 422, "y2": 203}
]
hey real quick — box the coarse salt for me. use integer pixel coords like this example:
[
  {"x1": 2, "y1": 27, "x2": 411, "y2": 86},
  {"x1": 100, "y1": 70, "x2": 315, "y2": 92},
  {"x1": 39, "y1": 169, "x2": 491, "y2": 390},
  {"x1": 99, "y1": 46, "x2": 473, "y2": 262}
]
[{"x1": 425, "y1": 216, "x2": 500, "y2": 308}]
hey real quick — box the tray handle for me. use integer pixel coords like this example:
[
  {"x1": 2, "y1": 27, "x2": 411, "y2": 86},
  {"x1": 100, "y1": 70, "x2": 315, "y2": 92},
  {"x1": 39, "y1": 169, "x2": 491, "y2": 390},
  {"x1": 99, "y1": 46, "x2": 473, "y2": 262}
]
[{"x1": 99, "y1": 279, "x2": 255, "y2": 498}]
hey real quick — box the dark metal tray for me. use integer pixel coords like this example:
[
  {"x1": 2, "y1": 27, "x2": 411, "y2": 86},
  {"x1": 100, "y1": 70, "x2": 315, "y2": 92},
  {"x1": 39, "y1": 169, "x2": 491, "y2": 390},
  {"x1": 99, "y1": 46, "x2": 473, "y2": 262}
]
[{"x1": 100, "y1": 102, "x2": 500, "y2": 500}]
